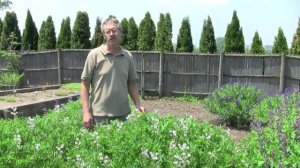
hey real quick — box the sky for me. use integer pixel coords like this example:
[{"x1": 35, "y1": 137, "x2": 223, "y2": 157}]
[{"x1": 0, "y1": 0, "x2": 299, "y2": 47}]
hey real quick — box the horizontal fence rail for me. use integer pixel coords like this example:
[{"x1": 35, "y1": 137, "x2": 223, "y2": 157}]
[{"x1": 1, "y1": 49, "x2": 300, "y2": 97}]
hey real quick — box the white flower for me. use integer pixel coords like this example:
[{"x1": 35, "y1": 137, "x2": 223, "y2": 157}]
[{"x1": 35, "y1": 143, "x2": 41, "y2": 151}]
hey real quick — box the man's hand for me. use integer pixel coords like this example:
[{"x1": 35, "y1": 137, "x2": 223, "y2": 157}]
[
  {"x1": 136, "y1": 106, "x2": 145, "y2": 112},
  {"x1": 83, "y1": 112, "x2": 93, "y2": 128}
]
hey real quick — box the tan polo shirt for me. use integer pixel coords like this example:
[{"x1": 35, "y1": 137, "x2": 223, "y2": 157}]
[{"x1": 81, "y1": 45, "x2": 138, "y2": 117}]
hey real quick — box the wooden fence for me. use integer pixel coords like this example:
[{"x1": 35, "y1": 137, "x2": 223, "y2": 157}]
[{"x1": 1, "y1": 49, "x2": 300, "y2": 97}]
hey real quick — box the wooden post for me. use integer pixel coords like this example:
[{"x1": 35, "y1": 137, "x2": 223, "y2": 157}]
[
  {"x1": 279, "y1": 53, "x2": 285, "y2": 93},
  {"x1": 218, "y1": 52, "x2": 224, "y2": 88},
  {"x1": 141, "y1": 52, "x2": 145, "y2": 99},
  {"x1": 158, "y1": 52, "x2": 164, "y2": 97},
  {"x1": 57, "y1": 49, "x2": 62, "y2": 85}
]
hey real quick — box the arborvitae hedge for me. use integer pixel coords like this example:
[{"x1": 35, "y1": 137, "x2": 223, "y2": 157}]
[
  {"x1": 137, "y1": 11, "x2": 156, "y2": 51},
  {"x1": 71, "y1": 11, "x2": 91, "y2": 49},
  {"x1": 176, "y1": 17, "x2": 193, "y2": 53},
  {"x1": 127, "y1": 17, "x2": 138, "y2": 51},
  {"x1": 38, "y1": 16, "x2": 56, "y2": 50},
  {"x1": 22, "y1": 9, "x2": 38, "y2": 50},
  {"x1": 0, "y1": 11, "x2": 21, "y2": 50},
  {"x1": 224, "y1": 10, "x2": 245, "y2": 53},
  {"x1": 272, "y1": 27, "x2": 288, "y2": 54},
  {"x1": 57, "y1": 17, "x2": 71, "y2": 49},
  {"x1": 199, "y1": 16, "x2": 217, "y2": 54},
  {"x1": 91, "y1": 17, "x2": 103, "y2": 48},
  {"x1": 250, "y1": 31, "x2": 264, "y2": 54}
]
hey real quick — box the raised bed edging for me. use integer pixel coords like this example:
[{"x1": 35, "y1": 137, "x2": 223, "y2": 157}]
[
  {"x1": 0, "y1": 85, "x2": 61, "y2": 96},
  {"x1": 0, "y1": 94, "x2": 80, "y2": 119}
]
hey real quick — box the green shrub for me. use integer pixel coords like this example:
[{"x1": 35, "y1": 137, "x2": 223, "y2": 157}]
[
  {"x1": 238, "y1": 92, "x2": 300, "y2": 167},
  {"x1": 0, "y1": 72, "x2": 23, "y2": 86},
  {"x1": 0, "y1": 100, "x2": 237, "y2": 167},
  {"x1": 203, "y1": 83, "x2": 262, "y2": 128},
  {"x1": 251, "y1": 95, "x2": 283, "y2": 124}
]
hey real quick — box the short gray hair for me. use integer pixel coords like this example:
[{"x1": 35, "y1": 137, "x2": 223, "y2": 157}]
[{"x1": 101, "y1": 17, "x2": 122, "y2": 34}]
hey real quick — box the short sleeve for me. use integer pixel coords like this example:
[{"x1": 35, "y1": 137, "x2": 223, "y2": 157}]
[
  {"x1": 81, "y1": 50, "x2": 97, "y2": 81},
  {"x1": 127, "y1": 53, "x2": 138, "y2": 81}
]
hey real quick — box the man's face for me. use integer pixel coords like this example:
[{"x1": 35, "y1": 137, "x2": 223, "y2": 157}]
[{"x1": 103, "y1": 21, "x2": 122, "y2": 45}]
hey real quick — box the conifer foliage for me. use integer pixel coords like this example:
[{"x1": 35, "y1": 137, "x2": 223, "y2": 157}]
[
  {"x1": 120, "y1": 18, "x2": 129, "y2": 49},
  {"x1": 91, "y1": 17, "x2": 103, "y2": 48},
  {"x1": 22, "y1": 9, "x2": 38, "y2": 50},
  {"x1": 176, "y1": 17, "x2": 193, "y2": 52},
  {"x1": 126, "y1": 17, "x2": 138, "y2": 51},
  {"x1": 137, "y1": 11, "x2": 156, "y2": 51},
  {"x1": 291, "y1": 18, "x2": 300, "y2": 55},
  {"x1": 155, "y1": 13, "x2": 173, "y2": 52},
  {"x1": 250, "y1": 31, "x2": 264, "y2": 54},
  {"x1": 224, "y1": 10, "x2": 245, "y2": 53},
  {"x1": 199, "y1": 16, "x2": 217, "y2": 54},
  {"x1": 57, "y1": 17, "x2": 71, "y2": 49},
  {"x1": 38, "y1": 16, "x2": 56, "y2": 50},
  {"x1": 0, "y1": 11, "x2": 21, "y2": 50},
  {"x1": 272, "y1": 27, "x2": 288, "y2": 54},
  {"x1": 71, "y1": 11, "x2": 91, "y2": 49}
]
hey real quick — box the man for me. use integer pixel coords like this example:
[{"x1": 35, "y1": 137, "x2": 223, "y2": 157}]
[{"x1": 80, "y1": 17, "x2": 144, "y2": 128}]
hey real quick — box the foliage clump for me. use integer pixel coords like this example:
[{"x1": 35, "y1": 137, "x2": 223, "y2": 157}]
[
  {"x1": 239, "y1": 91, "x2": 300, "y2": 167},
  {"x1": 203, "y1": 83, "x2": 262, "y2": 128},
  {"x1": 0, "y1": 100, "x2": 237, "y2": 167}
]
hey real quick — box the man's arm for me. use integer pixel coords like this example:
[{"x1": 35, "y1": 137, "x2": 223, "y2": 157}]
[
  {"x1": 81, "y1": 80, "x2": 93, "y2": 127},
  {"x1": 128, "y1": 79, "x2": 145, "y2": 112}
]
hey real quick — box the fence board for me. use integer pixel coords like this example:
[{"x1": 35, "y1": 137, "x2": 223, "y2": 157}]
[{"x1": 1, "y1": 50, "x2": 300, "y2": 96}]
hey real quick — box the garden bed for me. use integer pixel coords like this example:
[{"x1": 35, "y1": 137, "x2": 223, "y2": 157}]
[
  {"x1": 0, "y1": 85, "x2": 80, "y2": 119},
  {"x1": 0, "y1": 85, "x2": 249, "y2": 141}
]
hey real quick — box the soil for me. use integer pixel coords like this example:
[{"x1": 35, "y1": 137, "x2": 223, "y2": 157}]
[{"x1": 0, "y1": 89, "x2": 249, "y2": 142}]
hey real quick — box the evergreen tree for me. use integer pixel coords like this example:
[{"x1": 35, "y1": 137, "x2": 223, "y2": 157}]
[
  {"x1": 155, "y1": 13, "x2": 165, "y2": 51},
  {"x1": 38, "y1": 16, "x2": 56, "y2": 50},
  {"x1": 199, "y1": 16, "x2": 217, "y2": 53},
  {"x1": 0, "y1": 11, "x2": 21, "y2": 50},
  {"x1": 57, "y1": 17, "x2": 71, "y2": 49},
  {"x1": 22, "y1": 9, "x2": 38, "y2": 50},
  {"x1": 176, "y1": 17, "x2": 193, "y2": 53},
  {"x1": 127, "y1": 17, "x2": 138, "y2": 51},
  {"x1": 137, "y1": 11, "x2": 156, "y2": 51},
  {"x1": 290, "y1": 18, "x2": 300, "y2": 55},
  {"x1": 91, "y1": 17, "x2": 103, "y2": 48},
  {"x1": 0, "y1": 0, "x2": 11, "y2": 10},
  {"x1": 250, "y1": 31, "x2": 264, "y2": 54},
  {"x1": 224, "y1": 10, "x2": 245, "y2": 53},
  {"x1": 120, "y1": 18, "x2": 129, "y2": 49},
  {"x1": 155, "y1": 13, "x2": 173, "y2": 52},
  {"x1": 272, "y1": 27, "x2": 288, "y2": 54},
  {"x1": 71, "y1": 11, "x2": 91, "y2": 49},
  {"x1": 164, "y1": 13, "x2": 174, "y2": 52}
]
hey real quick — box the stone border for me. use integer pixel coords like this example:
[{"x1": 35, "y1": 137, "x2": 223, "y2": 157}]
[
  {"x1": 0, "y1": 93, "x2": 80, "y2": 119},
  {"x1": 0, "y1": 85, "x2": 61, "y2": 96}
]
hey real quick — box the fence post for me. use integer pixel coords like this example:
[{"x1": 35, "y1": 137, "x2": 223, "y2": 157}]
[
  {"x1": 158, "y1": 52, "x2": 164, "y2": 97},
  {"x1": 57, "y1": 49, "x2": 62, "y2": 85},
  {"x1": 141, "y1": 52, "x2": 145, "y2": 99},
  {"x1": 218, "y1": 52, "x2": 224, "y2": 88},
  {"x1": 279, "y1": 53, "x2": 285, "y2": 93}
]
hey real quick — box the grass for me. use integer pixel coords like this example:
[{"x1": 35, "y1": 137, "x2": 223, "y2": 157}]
[
  {"x1": 61, "y1": 83, "x2": 81, "y2": 92},
  {"x1": 0, "y1": 97, "x2": 16, "y2": 102}
]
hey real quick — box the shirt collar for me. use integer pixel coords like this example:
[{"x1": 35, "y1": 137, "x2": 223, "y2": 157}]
[{"x1": 100, "y1": 44, "x2": 125, "y2": 56}]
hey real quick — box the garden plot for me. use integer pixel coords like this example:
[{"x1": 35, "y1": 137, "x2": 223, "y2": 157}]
[{"x1": 0, "y1": 85, "x2": 80, "y2": 119}]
